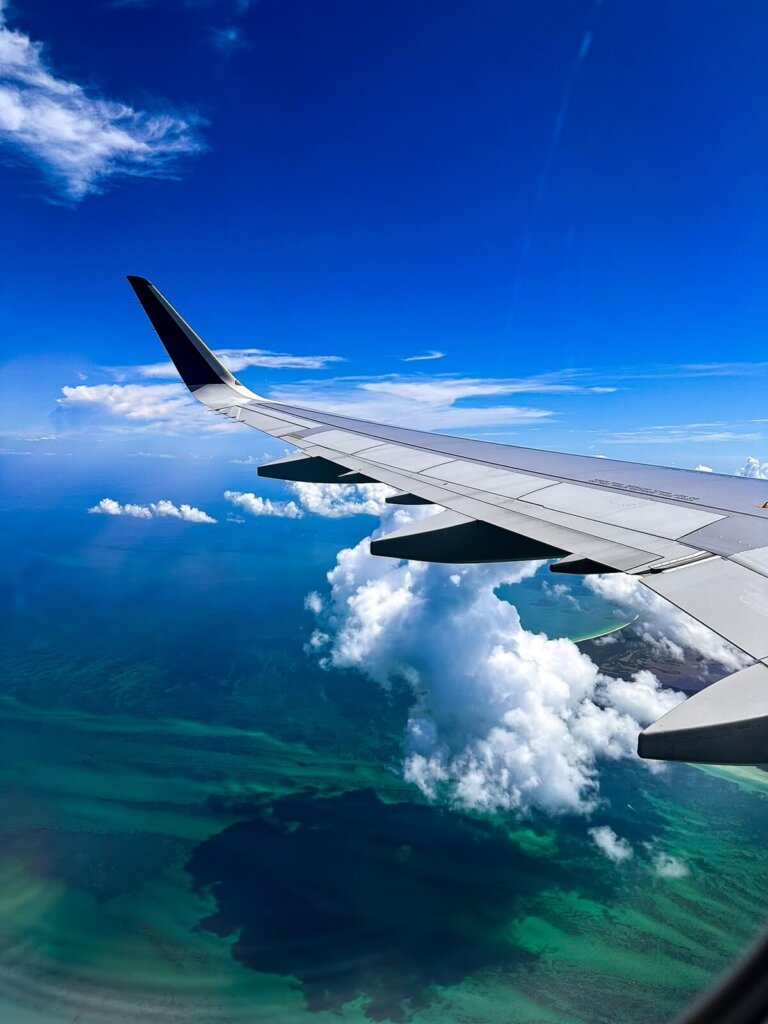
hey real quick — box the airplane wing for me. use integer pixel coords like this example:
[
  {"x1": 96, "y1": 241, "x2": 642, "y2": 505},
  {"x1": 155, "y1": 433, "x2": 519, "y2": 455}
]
[{"x1": 127, "y1": 275, "x2": 768, "y2": 767}]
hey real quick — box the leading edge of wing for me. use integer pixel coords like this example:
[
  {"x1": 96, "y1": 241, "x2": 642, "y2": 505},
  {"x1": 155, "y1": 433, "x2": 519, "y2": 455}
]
[{"x1": 126, "y1": 276, "x2": 768, "y2": 767}]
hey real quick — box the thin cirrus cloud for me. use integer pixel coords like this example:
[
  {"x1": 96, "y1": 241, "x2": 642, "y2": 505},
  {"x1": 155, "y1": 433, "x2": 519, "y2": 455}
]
[
  {"x1": 600, "y1": 423, "x2": 761, "y2": 445},
  {"x1": 210, "y1": 25, "x2": 248, "y2": 53},
  {"x1": 360, "y1": 376, "x2": 616, "y2": 401},
  {"x1": 136, "y1": 347, "x2": 344, "y2": 378},
  {"x1": 403, "y1": 350, "x2": 445, "y2": 363},
  {"x1": 54, "y1": 360, "x2": 625, "y2": 435},
  {"x1": 0, "y1": 0, "x2": 203, "y2": 200},
  {"x1": 56, "y1": 371, "x2": 568, "y2": 435},
  {"x1": 267, "y1": 371, "x2": 615, "y2": 430},
  {"x1": 88, "y1": 497, "x2": 216, "y2": 523}
]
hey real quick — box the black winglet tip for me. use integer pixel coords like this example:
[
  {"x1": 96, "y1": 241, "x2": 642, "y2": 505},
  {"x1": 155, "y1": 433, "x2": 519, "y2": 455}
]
[{"x1": 126, "y1": 275, "x2": 150, "y2": 290}]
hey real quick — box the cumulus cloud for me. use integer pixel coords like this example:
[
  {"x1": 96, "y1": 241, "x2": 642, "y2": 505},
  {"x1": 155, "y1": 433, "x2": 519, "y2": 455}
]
[
  {"x1": 225, "y1": 483, "x2": 395, "y2": 520},
  {"x1": 88, "y1": 497, "x2": 216, "y2": 522},
  {"x1": 652, "y1": 852, "x2": 690, "y2": 879},
  {"x1": 588, "y1": 826, "x2": 633, "y2": 863},
  {"x1": 737, "y1": 456, "x2": 768, "y2": 479},
  {"x1": 304, "y1": 591, "x2": 324, "y2": 615},
  {"x1": 305, "y1": 507, "x2": 685, "y2": 816},
  {"x1": 585, "y1": 574, "x2": 750, "y2": 674},
  {"x1": 0, "y1": 1, "x2": 203, "y2": 199},
  {"x1": 694, "y1": 464, "x2": 713, "y2": 473},
  {"x1": 88, "y1": 497, "x2": 151, "y2": 519},
  {"x1": 57, "y1": 382, "x2": 239, "y2": 435},
  {"x1": 137, "y1": 347, "x2": 342, "y2": 378},
  {"x1": 286, "y1": 482, "x2": 394, "y2": 518},
  {"x1": 224, "y1": 490, "x2": 303, "y2": 519}
]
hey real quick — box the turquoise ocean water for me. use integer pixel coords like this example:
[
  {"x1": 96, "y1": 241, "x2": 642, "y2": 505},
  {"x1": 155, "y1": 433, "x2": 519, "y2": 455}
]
[{"x1": 0, "y1": 488, "x2": 767, "y2": 1024}]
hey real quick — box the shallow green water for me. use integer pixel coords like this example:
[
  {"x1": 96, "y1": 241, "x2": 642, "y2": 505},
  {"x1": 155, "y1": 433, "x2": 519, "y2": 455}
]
[{"x1": 0, "y1": 508, "x2": 767, "y2": 1023}]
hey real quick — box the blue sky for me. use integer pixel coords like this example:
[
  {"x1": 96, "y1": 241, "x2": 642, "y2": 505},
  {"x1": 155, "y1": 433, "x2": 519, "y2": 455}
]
[{"x1": 2, "y1": 0, "x2": 768, "y2": 481}]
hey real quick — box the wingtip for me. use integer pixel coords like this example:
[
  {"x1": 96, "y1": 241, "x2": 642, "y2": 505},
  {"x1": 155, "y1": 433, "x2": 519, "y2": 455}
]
[{"x1": 126, "y1": 274, "x2": 240, "y2": 390}]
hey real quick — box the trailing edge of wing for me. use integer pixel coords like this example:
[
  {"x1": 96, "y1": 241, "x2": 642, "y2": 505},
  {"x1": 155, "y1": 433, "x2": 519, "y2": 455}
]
[
  {"x1": 127, "y1": 277, "x2": 768, "y2": 767},
  {"x1": 639, "y1": 661, "x2": 768, "y2": 764}
]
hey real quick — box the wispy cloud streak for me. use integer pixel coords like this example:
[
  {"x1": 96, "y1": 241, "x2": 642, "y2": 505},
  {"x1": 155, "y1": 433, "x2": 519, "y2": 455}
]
[
  {"x1": 403, "y1": 350, "x2": 445, "y2": 363},
  {"x1": 0, "y1": 0, "x2": 203, "y2": 199},
  {"x1": 136, "y1": 348, "x2": 343, "y2": 378}
]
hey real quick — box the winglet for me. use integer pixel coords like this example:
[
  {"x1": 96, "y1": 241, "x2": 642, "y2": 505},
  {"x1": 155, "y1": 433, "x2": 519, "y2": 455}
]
[{"x1": 127, "y1": 276, "x2": 240, "y2": 391}]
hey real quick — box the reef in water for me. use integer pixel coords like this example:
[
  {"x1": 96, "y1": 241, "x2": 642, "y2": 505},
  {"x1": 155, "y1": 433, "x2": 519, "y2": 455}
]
[{"x1": 185, "y1": 788, "x2": 580, "y2": 1021}]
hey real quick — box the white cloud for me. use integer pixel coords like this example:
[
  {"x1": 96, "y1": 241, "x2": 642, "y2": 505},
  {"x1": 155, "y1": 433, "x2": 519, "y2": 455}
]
[
  {"x1": 403, "y1": 350, "x2": 445, "y2": 363},
  {"x1": 57, "y1": 382, "x2": 239, "y2": 435},
  {"x1": 601, "y1": 424, "x2": 759, "y2": 445},
  {"x1": 88, "y1": 497, "x2": 215, "y2": 522},
  {"x1": 57, "y1": 361, "x2": 620, "y2": 438},
  {"x1": 0, "y1": 1, "x2": 203, "y2": 199},
  {"x1": 224, "y1": 482, "x2": 395, "y2": 520},
  {"x1": 137, "y1": 348, "x2": 342, "y2": 378},
  {"x1": 88, "y1": 497, "x2": 151, "y2": 519},
  {"x1": 286, "y1": 481, "x2": 394, "y2": 518},
  {"x1": 127, "y1": 450, "x2": 175, "y2": 459},
  {"x1": 211, "y1": 26, "x2": 247, "y2": 53},
  {"x1": 264, "y1": 368, "x2": 619, "y2": 431},
  {"x1": 269, "y1": 379, "x2": 553, "y2": 431},
  {"x1": 361, "y1": 376, "x2": 613, "y2": 404},
  {"x1": 305, "y1": 507, "x2": 684, "y2": 816},
  {"x1": 694, "y1": 464, "x2": 713, "y2": 472},
  {"x1": 588, "y1": 826, "x2": 633, "y2": 863},
  {"x1": 150, "y1": 499, "x2": 216, "y2": 523},
  {"x1": 59, "y1": 375, "x2": 552, "y2": 434},
  {"x1": 585, "y1": 574, "x2": 750, "y2": 674},
  {"x1": 228, "y1": 453, "x2": 272, "y2": 465},
  {"x1": 652, "y1": 852, "x2": 690, "y2": 879},
  {"x1": 224, "y1": 490, "x2": 303, "y2": 519},
  {"x1": 737, "y1": 456, "x2": 768, "y2": 479}
]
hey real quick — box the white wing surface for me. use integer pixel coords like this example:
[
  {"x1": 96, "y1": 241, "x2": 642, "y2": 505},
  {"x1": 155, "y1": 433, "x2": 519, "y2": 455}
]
[{"x1": 127, "y1": 276, "x2": 768, "y2": 766}]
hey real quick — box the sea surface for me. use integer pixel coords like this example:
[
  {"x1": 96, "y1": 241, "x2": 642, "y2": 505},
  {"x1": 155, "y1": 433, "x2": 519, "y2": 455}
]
[{"x1": 1, "y1": 486, "x2": 767, "y2": 1024}]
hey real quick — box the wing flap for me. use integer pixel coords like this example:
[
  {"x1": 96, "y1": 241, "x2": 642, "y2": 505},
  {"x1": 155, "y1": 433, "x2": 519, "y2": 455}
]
[
  {"x1": 522, "y1": 481, "x2": 724, "y2": 539},
  {"x1": 127, "y1": 276, "x2": 768, "y2": 766},
  {"x1": 370, "y1": 510, "x2": 566, "y2": 563},
  {"x1": 639, "y1": 661, "x2": 768, "y2": 764},
  {"x1": 641, "y1": 557, "x2": 768, "y2": 661}
]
